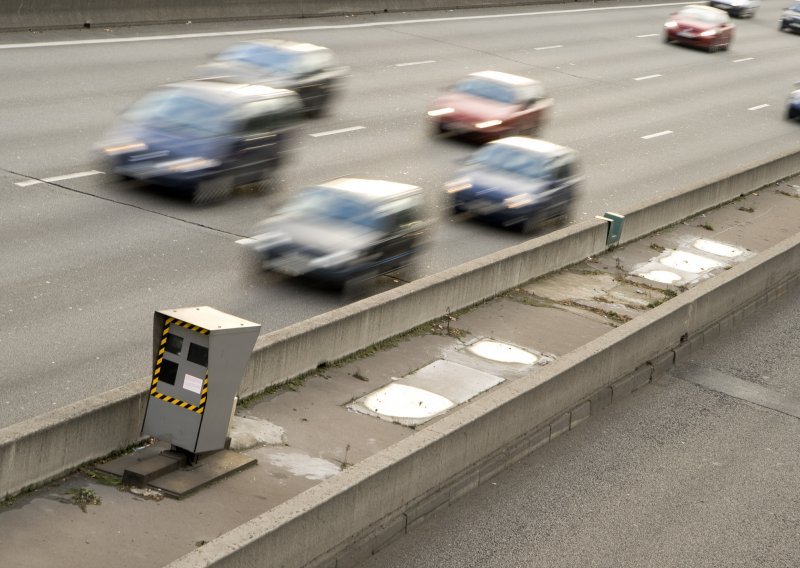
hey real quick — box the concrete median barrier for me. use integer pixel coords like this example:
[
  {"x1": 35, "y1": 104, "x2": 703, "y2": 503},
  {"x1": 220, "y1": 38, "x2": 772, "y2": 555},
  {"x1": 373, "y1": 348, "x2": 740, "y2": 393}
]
[
  {"x1": 2, "y1": 0, "x2": 569, "y2": 31},
  {"x1": 1, "y1": 148, "x2": 798, "y2": 501},
  {"x1": 165, "y1": 229, "x2": 800, "y2": 568}
]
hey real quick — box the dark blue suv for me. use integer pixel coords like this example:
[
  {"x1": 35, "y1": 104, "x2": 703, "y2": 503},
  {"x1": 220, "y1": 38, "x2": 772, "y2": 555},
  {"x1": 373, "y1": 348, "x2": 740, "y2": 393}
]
[
  {"x1": 446, "y1": 137, "x2": 580, "y2": 234},
  {"x1": 98, "y1": 81, "x2": 302, "y2": 203}
]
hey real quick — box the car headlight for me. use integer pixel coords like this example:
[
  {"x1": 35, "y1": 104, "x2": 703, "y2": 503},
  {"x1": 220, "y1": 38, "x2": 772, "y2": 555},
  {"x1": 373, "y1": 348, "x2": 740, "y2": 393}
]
[
  {"x1": 699, "y1": 29, "x2": 717, "y2": 37},
  {"x1": 427, "y1": 107, "x2": 455, "y2": 117},
  {"x1": 160, "y1": 157, "x2": 221, "y2": 173},
  {"x1": 475, "y1": 119, "x2": 503, "y2": 129},
  {"x1": 445, "y1": 179, "x2": 472, "y2": 194},
  {"x1": 102, "y1": 141, "x2": 147, "y2": 155},
  {"x1": 503, "y1": 194, "x2": 536, "y2": 209},
  {"x1": 664, "y1": 21, "x2": 678, "y2": 28},
  {"x1": 309, "y1": 250, "x2": 360, "y2": 269}
]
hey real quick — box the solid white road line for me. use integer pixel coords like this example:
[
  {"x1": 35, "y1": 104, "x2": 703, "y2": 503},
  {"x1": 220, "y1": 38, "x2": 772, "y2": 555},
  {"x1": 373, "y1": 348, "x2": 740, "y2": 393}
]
[
  {"x1": 534, "y1": 44, "x2": 563, "y2": 50},
  {"x1": 733, "y1": 57, "x2": 755, "y2": 63},
  {"x1": 641, "y1": 130, "x2": 673, "y2": 140},
  {"x1": 15, "y1": 170, "x2": 103, "y2": 187},
  {"x1": 309, "y1": 126, "x2": 366, "y2": 138},
  {"x1": 0, "y1": 3, "x2": 692, "y2": 49},
  {"x1": 636, "y1": 33, "x2": 659, "y2": 37},
  {"x1": 634, "y1": 74, "x2": 662, "y2": 81},
  {"x1": 748, "y1": 104, "x2": 769, "y2": 111},
  {"x1": 235, "y1": 238, "x2": 257, "y2": 246},
  {"x1": 395, "y1": 60, "x2": 436, "y2": 67}
]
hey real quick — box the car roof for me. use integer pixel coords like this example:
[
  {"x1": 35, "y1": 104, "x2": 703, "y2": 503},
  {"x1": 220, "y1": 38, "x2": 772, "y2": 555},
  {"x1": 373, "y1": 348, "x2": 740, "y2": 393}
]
[
  {"x1": 489, "y1": 136, "x2": 574, "y2": 158},
  {"x1": 469, "y1": 70, "x2": 537, "y2": 86},
  {"x1": 242, "y1": 38, "x2": 330, "y2": 54},
  {"x1": 161, "y1": 80, "x2": 297, "y2": 103},
  {"x1": 316, "y1": 178, "x2": 421, "y2": 201},
  {"x1": 679, "y1": 4, "x2": 727, "y2": 15}
]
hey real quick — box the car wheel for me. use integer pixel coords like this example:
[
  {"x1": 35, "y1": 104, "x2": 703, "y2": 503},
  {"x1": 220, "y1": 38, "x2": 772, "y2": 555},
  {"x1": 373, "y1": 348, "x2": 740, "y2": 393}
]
[
  {"x1": 341, "y1": 269, "x2": 377, "y2": 301},
  {"x1": 520, "y1": 213, "x2": 543, "y2": 236},
  {"x1": 780, "y1": 20, "x2": 788, "y2": 31},
  {"x1": 193, "y1": 175, "x2": 234, "y2": 204},
  {"x1": 720, "y1": 41, "x2": 730, "y2": 51},
  {"x1": 787, "y1": 108, "x2": 798, "y2": 120},
  {"x1": 253, "y1": 169, "x2": 277, "y2": 194}
]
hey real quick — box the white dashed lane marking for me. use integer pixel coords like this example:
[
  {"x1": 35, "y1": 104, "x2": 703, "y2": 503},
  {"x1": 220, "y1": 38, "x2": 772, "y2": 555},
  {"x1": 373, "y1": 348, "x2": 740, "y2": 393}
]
[
  {"x1": 641, "y1": 130, "x2": 673, "y2": 140},
  {"x1": 634, "y1": 74, "x2": 662, "y2": 81},
  {"x1": 15, "y1": 170, "x2": 103, "y2": 187},
  {"x1": 748, "y1": 104, "x2": 769, "y2": 111},
  {"x1": 733, "y1": 57, "x2": 755, "y2": 63},
  {"x1": 636, "y1": 33, "x2": 659, "y2": 37},
  {"x1": 395, "y1": 60, "x2": 436, "y2": 67},
  {"x1": 534, "y1": 44, "x2": 563, "y2": 50},
  {"x1": 309, "y1": 126, "x2": 366, "y2": 138}
]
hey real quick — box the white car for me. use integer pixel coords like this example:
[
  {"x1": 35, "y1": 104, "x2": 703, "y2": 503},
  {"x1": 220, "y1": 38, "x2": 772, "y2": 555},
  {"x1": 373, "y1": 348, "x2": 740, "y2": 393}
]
[{"x1": 708, "y1": 0, "x2": 759, "y2": 18}]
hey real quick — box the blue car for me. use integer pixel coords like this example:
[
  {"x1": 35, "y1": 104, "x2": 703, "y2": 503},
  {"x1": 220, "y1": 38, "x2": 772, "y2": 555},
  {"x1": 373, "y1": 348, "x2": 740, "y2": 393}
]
[
  {"x1": 97, "y1": 81, "x2": 302, "y2": 203},
  {"x1": 788, "y1": 87, "x2": 800, "y2": 120},
  {"x1": 779, "y1": 2, "x2": 800, "y2": 32},
  {"x1": 446, "y1": 137, "x2": 580, "y2": 234},
  {"x1": 249, "y1": 178, "x2": 430, "y2": 290}
]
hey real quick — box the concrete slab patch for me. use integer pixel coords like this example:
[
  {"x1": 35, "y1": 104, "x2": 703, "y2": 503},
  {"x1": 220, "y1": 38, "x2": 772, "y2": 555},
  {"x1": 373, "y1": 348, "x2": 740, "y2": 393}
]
[
  {"x1": 355, "y1": 383, "x2": 455, "y2": 426},
  {"x1": 348, "y1": 360, "x2": 504, "y2": 427},
  {"x1": 456, "y1": 298, "x2": 614, "y2": 356},
  {"x1": 604, "y1": 281, "x2": 664, "y2": 308},
  {"x1": 228, "y1": 414, "x2": 285, "y2": 451},
  {"x1": 441, "y1": 337, "x2": 554, "y2": 381},
  {"x1": 660, "y1": 250, "x2": 726, "y2": 273},
  {"x1": 692, "y1": 238, "x2": 745, "y2": 259},
  {"x1": 262, "y1": 448, "x2": 341, "y2": 481},
  {"x1": 467, "y1": 339, "x2": 538, "y2": 364},
  {"x1": 338, "y1": 334, "x2": 458, "y2": 385},
  {"x1": 572, "y1": 298, "x2": 640, "y2": 321},
  {"x1": 399, "y1": 360, "x2": 505, "y2": 405},
  {"x1": 524, "y1": 271, "x2": 618, "y2": 302}
]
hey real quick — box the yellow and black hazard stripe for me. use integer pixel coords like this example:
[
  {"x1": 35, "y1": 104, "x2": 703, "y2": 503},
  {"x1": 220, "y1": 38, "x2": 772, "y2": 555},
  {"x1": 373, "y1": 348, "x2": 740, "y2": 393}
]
[
  {"x1": 149, "y1": 317, "x2": 210, "y2": 415},
  {"x1": 151, "y1": 372, "x2": 208, "y2": 414}
]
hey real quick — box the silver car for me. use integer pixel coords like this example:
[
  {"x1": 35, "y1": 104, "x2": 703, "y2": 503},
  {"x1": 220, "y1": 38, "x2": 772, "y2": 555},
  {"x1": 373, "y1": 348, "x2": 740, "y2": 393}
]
[{"x1": 708, "y1": 0, "x2": 759, "y2": 18}]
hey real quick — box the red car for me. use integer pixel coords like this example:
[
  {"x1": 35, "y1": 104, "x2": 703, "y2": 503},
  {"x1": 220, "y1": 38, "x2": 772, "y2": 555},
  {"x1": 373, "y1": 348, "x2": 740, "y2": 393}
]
[
  {"x1": 664, "y1": 5, "x2": 735, "y2": 52},
  {"x1": 428, "y1": 71, "x2": 552, "y2": 141}
]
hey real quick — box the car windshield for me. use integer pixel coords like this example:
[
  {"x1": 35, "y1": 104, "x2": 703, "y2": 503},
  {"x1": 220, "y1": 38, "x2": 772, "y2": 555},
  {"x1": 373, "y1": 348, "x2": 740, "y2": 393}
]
[
  {"x1": 280, "y1": 187, "x2": 383, "y2": 230},
  {"x1": 679, "y1": 7, "x2": 725, "y2": 23},
  {"x1": 791, "y1": 2, "x2": 800, "y2": 12},
  {"x1": 122, "y1": 88, "x2": 232, "y2": 136},
  {"x1": 451, "y1": 78, "x2": 517, "y2": 104},
  {"x1": 468, "y1": 144, "x2": 549, "y2": 179},
  {"x1": 216, "y1": 43, "x2": 298, "y2": 74}
]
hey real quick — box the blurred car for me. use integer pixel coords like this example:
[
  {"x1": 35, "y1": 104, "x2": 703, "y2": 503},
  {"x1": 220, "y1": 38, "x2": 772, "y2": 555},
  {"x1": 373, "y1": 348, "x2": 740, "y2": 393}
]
[
  {"x1": 664, "y1": 5, "x2": 735, "y2": 52},
  {"x1": 708, "y1": 0, "x2": 759, "y2": 18},
  {"x1": 445, "y1": 137, "x2": 580, "y2": 234},
  {"x1": 427, "y1": 71, "x2": 552, "y2": 141},
  {"x1": 195, "y1": 39, "x2": 347, "y2": 117},
  {"x1": 248, "y1": 178, "x2": 429, "y2": 288},
  {"x1": 98, "y1": 81, "x2": 302, "y2": 203},
  {"x1": 779, "y1": 2, "x2": 800, "y2": 32},
  {"x1": 787, "y1": 86, "x2": 800, "y2": 119}
]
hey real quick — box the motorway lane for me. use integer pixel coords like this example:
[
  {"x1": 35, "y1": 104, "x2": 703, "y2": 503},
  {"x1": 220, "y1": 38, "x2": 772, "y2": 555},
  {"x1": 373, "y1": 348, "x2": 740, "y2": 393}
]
[{"x1": 3, "y1": 1, "x2": 800, "y2": 427}]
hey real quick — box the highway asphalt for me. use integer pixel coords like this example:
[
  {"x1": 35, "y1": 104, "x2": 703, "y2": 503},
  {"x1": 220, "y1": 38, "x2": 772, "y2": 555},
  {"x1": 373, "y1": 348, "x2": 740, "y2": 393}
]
[{"x1": 2, "y1": 0, "x2": 800, "y2": 427}]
